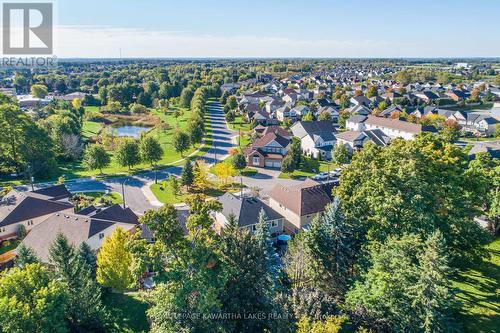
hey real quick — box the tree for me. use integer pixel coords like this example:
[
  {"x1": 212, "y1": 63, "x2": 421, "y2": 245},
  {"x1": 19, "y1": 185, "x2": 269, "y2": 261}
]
[
  {"x1": 281, "y1": 154, "x2": 295, "y2": 174},
  {"x1": 318, "y1": 112, "x2": 332, "y2": 121},
  {"x1": 289, "y1": 137, "x2": 302, "y2": 168},
  {"x1": 335, "y1": 136, "x2": 489, "y2": 265},
  {"x1": 193, "y1": 160, "x2": 210, "y2": 191},
  {"x1": 181, "y1": 158, "x2": 194, "y2": 188},
  {"x1": 214, "y1": 162, "x2": 236, "y2": 187},
  {"x1": 139, "y1": 136, "x2": 163, "y2": 167},
  {"x1": 346, "y1": 233, "x2": 456, "y2": 332},
  {"x1": 170, "y1": 175, "x2": 180, "y2": 197},
  {"x1": 302, "y1": 112, "x2": 314, "y2": 122},
  {"x1": 96, "y1": 227, "x2": 134, "y2": 292},
  {"x1": 227, "y1": 95, "x2": 238, "y2": 109},
  {"x1": 226, "y1": 111, "x2": 235, "y2": 123},
  {"x1": 49, "y1": 234, "x2": 109, "y2": 331},
  {"x1": 232, "y1": 152, "x2": 247, "y2": 172},
  {"x1": 0, "y1": 264, "x2": 68, "y2": 333},
  {"x1": 15, "y1": 244, "x2": 38, "y2": 268},
  {"x1": 172, "y1": 130, "x2": 190, "y2": 156},
  {"x1": 493, "y1": 73, "x2": 500, "y2": 86},
  {"x1": 297, "y1": 316, "x2": 347, "y2": 333},
  {"x1": 179, "y1": 86, "x2": 195, "y2": 108},
  {"x1": 116, "y1": 139, "x2": 141, "y2": 170},
  {"x1": 332, "y1": 144, "x2": 350, "y2": 165},
  {"x1": 218, "y1": 212, "x2": 274, "y2": 332},
  {"x1": 140, "y1": 204, "x2": 184, "y2": 247},
  {"x1": 187, "y1": 118, "x2": 203, "y2": 146},
  {"x1": 440, "y1": 119, "x2": 461, "y2": 143},
  {"x1": 254, "y1": 209, "x2": 279, "y2": 288},
  {"x1": 83, "y1": 144, "x2": 110, "y2": 174},
  {"x1": 30, "y1": 84, "x2": 48, "y2": 98},
  {"x1": 77, "y1": 242, "x2": 97, "y2": 279}
]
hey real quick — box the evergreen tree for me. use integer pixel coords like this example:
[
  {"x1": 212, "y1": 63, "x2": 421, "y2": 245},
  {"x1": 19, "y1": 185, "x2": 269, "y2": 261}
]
[
  {"x1": 219, "y1": 212, "x2": 273, "y2": 332},
  {"x1": 77, "y1": 242, "x2": 97, "y2": 279},
  {"x1": 254, "y1": 209, "x2": 279, "y2": 288},
  {"x1": 49, "y1": 234, "x2": 109, "y2": 331},
  {"x1": 15, "y1": 243, "x2": 39, "y2": 268},
  {"x1": 411, "y1": 231, "x2": 457, "y2": 333},
  {"x1": 304, "y1": 199, "x2": 355, "y2": 297},
  {"x1": 181, "y1": 158, "x2": 194, "y2": 188}
]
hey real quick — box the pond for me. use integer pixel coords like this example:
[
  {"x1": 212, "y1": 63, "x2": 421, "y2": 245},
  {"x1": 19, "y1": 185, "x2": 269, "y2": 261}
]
[{"x1": 112, "y1": 125, "x2": 151, "y2": 138}]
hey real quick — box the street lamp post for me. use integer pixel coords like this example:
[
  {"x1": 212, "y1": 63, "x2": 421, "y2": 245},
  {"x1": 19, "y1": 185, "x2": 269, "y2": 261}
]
[{"x1": 121, "y1": 178, "x2": 129, "y2": 209}]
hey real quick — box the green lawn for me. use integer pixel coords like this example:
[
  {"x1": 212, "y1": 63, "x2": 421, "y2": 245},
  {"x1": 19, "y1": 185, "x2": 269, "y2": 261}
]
[
  {"x1": 58, "y1": 103, "x2": 208, "y2": 180},
  {"x1": 82, "y1": 121, "x2": 103, "y2": 139},
  {"x1": 76, "y1": 191, "x2": 123, "y2": 205},
  {"x1": 454, "y1": 238, "x2": 499, "y2": 332},
  {"x1": 150, "y1": 182, "x2": 188, "y2": 204},
  {"x1": 228, "y1": 114, "x2": 251, "y2": 132},
  {"x1": 103, "y1": 292, "x2": 149, "y2": 333},
  {"x1": 279, "y1": 157, "x2": 338, "y2": 179}
]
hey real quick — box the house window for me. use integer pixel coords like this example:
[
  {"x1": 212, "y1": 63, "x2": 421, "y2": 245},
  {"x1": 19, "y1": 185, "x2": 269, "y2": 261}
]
[
  {"x1": 252, "y1": 225, "x2": 258, "y2": 231},
  {"x1": 252, "y1": 156, "x2": 260, "y2": 165},
  {"x1": 27, "y1": 220, "x2": 33, "y2": 226},
  {"x1": 271, "y1": 220, "x2": 278, "y2": 228},
  {"x1": 1, "y1": 228, "x2": 4, "y2": 233},
  {"x1": 99, "y1": 233, "x2": 105, "y2": 240}
]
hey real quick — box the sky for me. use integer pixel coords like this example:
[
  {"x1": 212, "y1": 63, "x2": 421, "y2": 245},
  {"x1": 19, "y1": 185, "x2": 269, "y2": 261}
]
[{"x1": 50, "y1": 0, "x2": 500, "y2": 58}]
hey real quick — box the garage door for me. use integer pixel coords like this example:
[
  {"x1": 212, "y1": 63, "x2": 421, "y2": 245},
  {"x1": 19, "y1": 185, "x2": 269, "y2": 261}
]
[
  {"x1": 265, "y1": 160, "x2": 273, "y2": 168},
  {"x1": 273, "y1": 161, "x2": 281, "y2": 168}
]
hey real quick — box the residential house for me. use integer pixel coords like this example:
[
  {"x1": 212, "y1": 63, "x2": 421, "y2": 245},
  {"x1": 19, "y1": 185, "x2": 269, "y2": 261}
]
[
  {"x1": 269, "y1": 179, "x2": 332, "y2": 232},
  {"x1": 244, "y1": 131, "x2": 291, "y2": 168},
  {"x1": 336, "y1": 129, "x2": 390, "y2": 153},
  {"x1": 21, "y1": 204, "x2": 139, "y2": 262},
  {"x1": 349, "y1": 115, "x2": 435, "y2": 140},
  {"x1": 0, "y1": 185, "x2": 74, "y2": 241},
  {"x1": 213, "y1": 193, "x2": 284, "y2": 237},
  {"x1": 291, "y1": 120, "x2": 337, "y2": 159},
  {"x1": 350, "y1": 95, "x2": 372, "y2": 107}
]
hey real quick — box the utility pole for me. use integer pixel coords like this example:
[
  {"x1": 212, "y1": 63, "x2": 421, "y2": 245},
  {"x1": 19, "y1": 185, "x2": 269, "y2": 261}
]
[
  {"x1": 239, "y1": 128, "x2": 241, "y2": 147},
  {"x1": 121, "y1": 178, "x2": 128, "y2": 209},
  {"x1": 27, "y1": 164, "x2": 34, "y2": 191}
]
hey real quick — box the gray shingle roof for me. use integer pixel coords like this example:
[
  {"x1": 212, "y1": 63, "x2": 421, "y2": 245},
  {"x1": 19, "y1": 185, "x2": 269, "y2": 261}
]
[{"x1": 219, "y1": 193, "x2": 282, "y2": 227}]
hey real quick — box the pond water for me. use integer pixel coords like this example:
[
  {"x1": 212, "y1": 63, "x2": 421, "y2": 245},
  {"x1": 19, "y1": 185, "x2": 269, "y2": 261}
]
[{"x1": 112, "y1": 125, "x2": 151, "y2": 138}]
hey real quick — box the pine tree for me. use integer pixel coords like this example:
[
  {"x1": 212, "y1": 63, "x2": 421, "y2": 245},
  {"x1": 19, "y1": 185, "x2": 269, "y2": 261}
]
[
  {"x1": 49, "y1": 234, "x2": 109, "y2": 331},
  {"x1": 49, "y1": 233, "x2": 75, "y2": 278},
  {"x1": 254, "y1": 209, "x2": 279, "y2": 288},
  {"x1": 304, "y1": 198, "x2": 355, "y2": 297},
  {"x1": 181, "y1": 158, "x2": 194, "y2": 188},
  {"x1": 411, "y1": 231, "x2": 457, "y2": 333},
  {"x1": 219, "y1": 213, "x2": 273, "y2": 332},
  {"x1": 77, "y1": 242, "x2": 97, "y2": 279},
  {"x1": 15, "y1": 244, "x2": 38, "y2": 268}
]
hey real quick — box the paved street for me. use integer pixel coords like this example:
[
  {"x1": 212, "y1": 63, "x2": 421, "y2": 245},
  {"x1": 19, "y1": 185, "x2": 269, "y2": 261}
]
[{"x1": 26, "y1": 101, "x2": 301, "y2": 213}]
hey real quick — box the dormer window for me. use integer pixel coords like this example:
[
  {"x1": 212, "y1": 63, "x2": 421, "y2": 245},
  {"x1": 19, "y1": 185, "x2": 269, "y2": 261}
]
[{"x1": 99, "y1": 233, "x2": 105, "y2": 240}]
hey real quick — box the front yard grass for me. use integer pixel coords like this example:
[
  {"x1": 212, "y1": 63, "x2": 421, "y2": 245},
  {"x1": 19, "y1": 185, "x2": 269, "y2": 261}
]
[
  {"x1": 150, "y1": 182, "x2": 189, "y2": 204},
  {"x1": 103, "y1": 292, "x2": 149, "y2": 333},
  {"x1": 278, "y1": 157, "x2": 338, "y2": 179},
  {"x1": 454, "y1": 238, "x2": 500, "y2": 332}
]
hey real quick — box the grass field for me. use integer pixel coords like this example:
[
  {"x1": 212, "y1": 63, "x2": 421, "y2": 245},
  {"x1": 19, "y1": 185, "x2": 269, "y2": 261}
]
[
  {"x1": 150, "y1": 182, "x2": 188, "y2": 204},
  {"x1": 279, "y1": 157, "x2": 338, "y2": 179},
  {"x1": 58, "y1": 103, "x2": 206, "y2": 180},
  {"x1": 454, "y1": 238, "x2": 499, "y2": 332},
  {"x1": 103, "y1": 292, "x2": 149, "y2": 333},
  {"x1": 82, "y1": 121, "x2": 104, "y2": 140}
]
